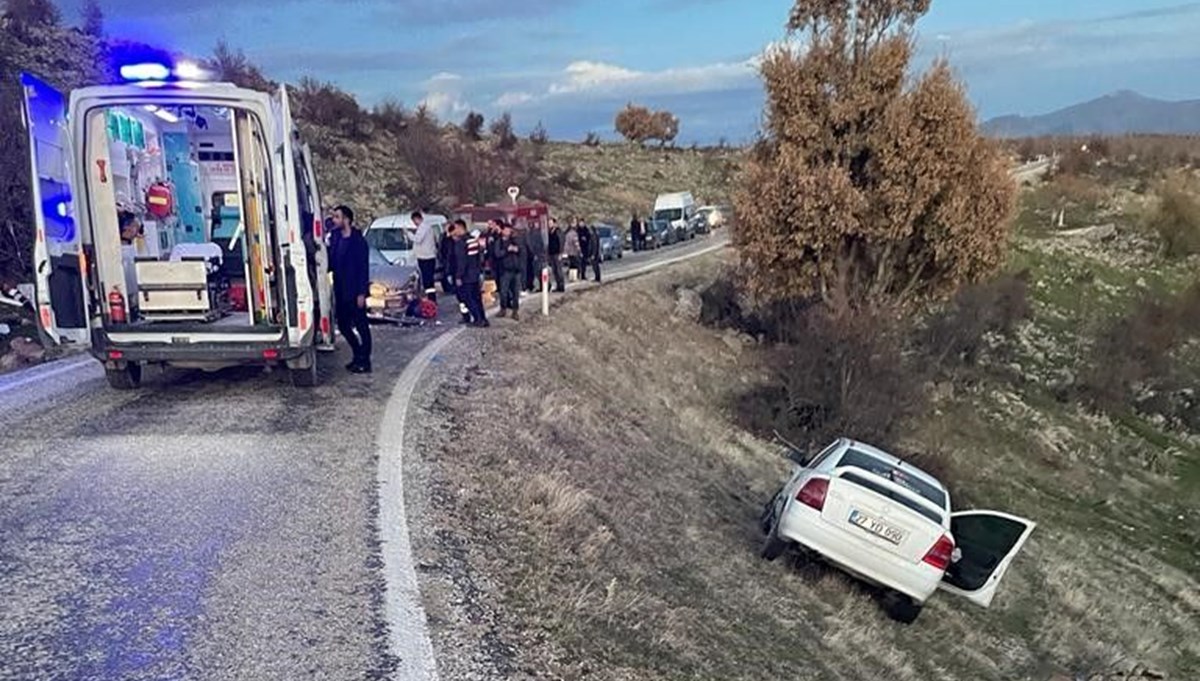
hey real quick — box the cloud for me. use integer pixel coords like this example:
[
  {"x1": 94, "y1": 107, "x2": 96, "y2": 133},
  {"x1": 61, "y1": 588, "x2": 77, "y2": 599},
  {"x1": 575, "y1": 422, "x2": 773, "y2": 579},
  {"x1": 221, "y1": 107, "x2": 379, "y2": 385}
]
[{"x1": 419, "y1": 73, "x2": 472, "y2": 118}]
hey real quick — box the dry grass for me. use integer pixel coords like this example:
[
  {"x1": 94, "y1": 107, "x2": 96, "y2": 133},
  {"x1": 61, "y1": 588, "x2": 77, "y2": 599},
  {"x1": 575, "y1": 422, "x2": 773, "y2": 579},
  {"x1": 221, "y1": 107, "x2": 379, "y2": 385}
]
[{"x1": 419, "y1": 253, "x2": 1198, "y2": 681}]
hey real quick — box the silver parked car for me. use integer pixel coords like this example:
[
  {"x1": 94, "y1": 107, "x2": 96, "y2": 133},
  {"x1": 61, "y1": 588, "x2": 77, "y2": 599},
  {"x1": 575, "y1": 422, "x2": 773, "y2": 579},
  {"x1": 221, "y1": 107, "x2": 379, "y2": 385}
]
[{"x1": 595, "y1": 224, "x2": 624, "y2": 261}]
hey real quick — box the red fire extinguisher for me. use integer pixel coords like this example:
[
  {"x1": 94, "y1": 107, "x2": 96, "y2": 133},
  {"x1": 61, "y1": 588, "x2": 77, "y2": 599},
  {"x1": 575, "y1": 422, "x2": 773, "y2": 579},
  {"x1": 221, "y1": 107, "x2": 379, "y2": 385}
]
[{"x1": 108, "y1": 286, "x2": 127, "y2": 324}]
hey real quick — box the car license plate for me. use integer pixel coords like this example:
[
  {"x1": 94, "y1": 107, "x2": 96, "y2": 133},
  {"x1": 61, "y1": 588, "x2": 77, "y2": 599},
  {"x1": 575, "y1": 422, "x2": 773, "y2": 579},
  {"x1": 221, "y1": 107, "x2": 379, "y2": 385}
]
[{"x1": 849, "y1": 510, "x2": 905, "y2": 545}]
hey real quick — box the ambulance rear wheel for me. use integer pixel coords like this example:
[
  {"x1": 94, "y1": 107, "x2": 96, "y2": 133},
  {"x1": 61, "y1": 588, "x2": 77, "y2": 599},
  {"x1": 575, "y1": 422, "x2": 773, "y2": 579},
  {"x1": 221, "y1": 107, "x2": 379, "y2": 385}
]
[
  {"x1": 290, "y1": 348, "x2": 319, "y2": 388},
  {"x1": 106, "y1": 363, "x2": 142, "y2": 390}
]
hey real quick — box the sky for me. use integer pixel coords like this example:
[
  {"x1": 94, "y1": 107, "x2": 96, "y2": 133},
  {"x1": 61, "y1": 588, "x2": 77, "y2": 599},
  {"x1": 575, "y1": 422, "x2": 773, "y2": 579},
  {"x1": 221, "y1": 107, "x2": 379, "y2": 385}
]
[{"x1": 56, "y1": 0, "x2": 1200, "y2": 143}]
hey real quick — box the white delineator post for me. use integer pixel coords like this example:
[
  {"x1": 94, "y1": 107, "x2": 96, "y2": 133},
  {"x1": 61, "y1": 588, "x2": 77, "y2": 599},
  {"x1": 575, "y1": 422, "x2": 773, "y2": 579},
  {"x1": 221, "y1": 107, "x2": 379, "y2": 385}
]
[{"x1": 541, "y1": 267, "x2": 550, "y2": 316}]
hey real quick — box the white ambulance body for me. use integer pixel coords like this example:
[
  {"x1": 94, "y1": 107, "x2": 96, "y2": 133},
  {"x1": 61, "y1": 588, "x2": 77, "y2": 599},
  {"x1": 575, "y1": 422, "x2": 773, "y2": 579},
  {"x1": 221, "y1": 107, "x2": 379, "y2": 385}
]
[{"x1": 21, "y1": 65, "x2": 336, "y2": 389}]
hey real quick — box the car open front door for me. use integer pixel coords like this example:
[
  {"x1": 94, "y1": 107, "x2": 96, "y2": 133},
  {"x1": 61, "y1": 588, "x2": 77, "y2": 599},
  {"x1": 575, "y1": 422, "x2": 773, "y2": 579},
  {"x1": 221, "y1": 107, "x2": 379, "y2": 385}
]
[
  {"x1": 21, "y1": 73, "x2": 91, "y2": 347},
  {"x1": 938, "y1": 511, "x2": 1036, "y2": 608}
]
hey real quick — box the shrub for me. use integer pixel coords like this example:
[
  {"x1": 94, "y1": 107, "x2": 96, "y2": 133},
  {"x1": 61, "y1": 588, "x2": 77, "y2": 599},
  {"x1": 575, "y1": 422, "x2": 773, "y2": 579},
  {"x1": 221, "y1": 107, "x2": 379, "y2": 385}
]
[
  {"x1": 614, "y1": 103, "x2": 679, "y2": 146},
  {"x1": 766, "y1": 302, "x2": 928, "y2": 450},
  {"x1": 491, "y1": 112, "x2": 519, "y2": 151},
  {"x1": 1146, "y1": 179, "x2": 1200, "y2": 258},
  {"x1": 1081, "y1": 283, "x2": 1200, "y2": 417},
  {"x1": 583, "y1": 132, "x2": 601, "y2": 147},
  {"x1": 530, "y1": 120, "x2": 549, "y2": 146},
  {"x1": 921, "y1": 272, "x2": 1031, "y2": 370},
  {"x1": 462, "y1": 111, "x2": 485, "y2": 141},
  {"x1": 734, "y1": 1, "x2": 1016, "y2": 310}
]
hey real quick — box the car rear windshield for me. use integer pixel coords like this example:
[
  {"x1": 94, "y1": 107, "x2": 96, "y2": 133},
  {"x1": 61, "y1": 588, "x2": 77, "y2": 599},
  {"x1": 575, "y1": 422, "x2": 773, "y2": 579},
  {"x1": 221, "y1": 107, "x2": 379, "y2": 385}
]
[
  {"x1": 837, "y1": 449, "x2": 946, "y2": 509},
  {"x1": 841, "y1": 472, "x2": 944, "y2": 525},
  {"x1": 597, "y1": 226, "x2": 614, "y2": 237}
]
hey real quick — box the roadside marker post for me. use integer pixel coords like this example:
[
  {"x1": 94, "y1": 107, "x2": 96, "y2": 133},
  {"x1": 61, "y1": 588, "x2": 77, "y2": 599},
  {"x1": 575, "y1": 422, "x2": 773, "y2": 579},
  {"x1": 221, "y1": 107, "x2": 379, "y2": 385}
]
[{"x1": 541, "y1": 267, "x2": 550, "y2": 316}]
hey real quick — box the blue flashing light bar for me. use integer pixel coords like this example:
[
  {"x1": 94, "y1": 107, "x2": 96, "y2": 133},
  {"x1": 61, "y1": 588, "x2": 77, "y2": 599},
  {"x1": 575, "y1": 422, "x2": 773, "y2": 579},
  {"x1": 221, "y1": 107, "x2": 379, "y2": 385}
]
[{"x1": 120, "y1": 63, "x2": 171, "y2": 82}]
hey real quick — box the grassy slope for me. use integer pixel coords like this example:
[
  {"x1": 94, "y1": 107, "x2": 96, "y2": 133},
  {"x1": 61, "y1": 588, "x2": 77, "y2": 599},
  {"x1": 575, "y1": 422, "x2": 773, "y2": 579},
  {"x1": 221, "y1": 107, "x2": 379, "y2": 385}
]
[
  {"x1": 309, "y1": 136, "x2": 743, "y2": 226},
  {"x1": 418, "y1": 203, "x2": 1198, "y2": 679}
]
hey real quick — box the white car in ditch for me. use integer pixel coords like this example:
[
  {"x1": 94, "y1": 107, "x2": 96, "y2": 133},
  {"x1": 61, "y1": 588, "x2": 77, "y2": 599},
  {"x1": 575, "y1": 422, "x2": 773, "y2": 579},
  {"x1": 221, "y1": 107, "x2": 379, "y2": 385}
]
[{"x1": 759, "y1": 438, "x2": 1035, "y2": 623}]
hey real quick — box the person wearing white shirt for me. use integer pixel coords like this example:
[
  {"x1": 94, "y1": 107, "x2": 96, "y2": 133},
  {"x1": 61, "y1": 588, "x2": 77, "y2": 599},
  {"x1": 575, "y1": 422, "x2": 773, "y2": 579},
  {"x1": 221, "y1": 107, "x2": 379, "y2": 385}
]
[{"x1": 411, "y1": 211, "x2": 439, "y2": 303}]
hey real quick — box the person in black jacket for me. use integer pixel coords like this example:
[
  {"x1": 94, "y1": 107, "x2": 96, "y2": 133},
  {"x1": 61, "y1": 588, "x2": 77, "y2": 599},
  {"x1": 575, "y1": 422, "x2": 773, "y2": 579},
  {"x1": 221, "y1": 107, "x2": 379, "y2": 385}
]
[
  {"x1": 329, "y1": 205, "x2": 372, "y2": 373},
  {"x1": 586, "y1": 224, "x2": 602, "y2": 282},
  {"x1": 546, "y1": 218, "x2": 565, "y2": 292},
  {"x1": 493, "y1": 220, "x2": 524, "y2": 321},
  {"x1": 451, "y1": 219, "x2": 489, "y2": 328}
]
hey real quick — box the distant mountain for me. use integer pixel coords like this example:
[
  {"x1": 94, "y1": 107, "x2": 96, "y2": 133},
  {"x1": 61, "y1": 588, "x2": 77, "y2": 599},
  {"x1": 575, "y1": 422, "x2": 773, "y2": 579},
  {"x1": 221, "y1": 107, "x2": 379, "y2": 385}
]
[{"x1": 982, "y1": 91, "x2": 1200, "y2": 138}]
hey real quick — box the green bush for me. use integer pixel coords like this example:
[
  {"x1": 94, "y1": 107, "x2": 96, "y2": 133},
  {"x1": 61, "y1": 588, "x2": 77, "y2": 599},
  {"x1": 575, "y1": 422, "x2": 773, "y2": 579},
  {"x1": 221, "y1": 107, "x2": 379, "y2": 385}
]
[{"x1": 1147, "y1": 180, "x2": 1200, "y2": 258}]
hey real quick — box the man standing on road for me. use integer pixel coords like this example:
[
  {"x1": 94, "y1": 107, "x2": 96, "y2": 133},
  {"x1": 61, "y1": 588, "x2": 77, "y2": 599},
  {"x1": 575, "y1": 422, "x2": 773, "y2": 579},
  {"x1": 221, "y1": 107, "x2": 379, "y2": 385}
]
[
  {"x1": 330, "y1": 205, "x2": 372, "y2": 374},
  {"x1": 630, "y1": 213, "x2": 645, "y2": 252},
  {"x1": 585, "y1": 223, "x2": 602, "y2": 283},
  {"x1": 575, "y1": 219, "x2": 594, "y2": 282},
  {"x1": 547, "y1": 218, "x2": 565, "y2": 292},
  {"x1": 523, "y1": 219, "x2": 545, "y2": 292},
  {"x1": 494, "y1": 221, "x2": 524, "y2": 321},
  {"x1": 451, "y1": 219, "x2": 489, "y2": 328},
  {"x1": 411, "y1": 211, "x2": 438, "y2": 305}
]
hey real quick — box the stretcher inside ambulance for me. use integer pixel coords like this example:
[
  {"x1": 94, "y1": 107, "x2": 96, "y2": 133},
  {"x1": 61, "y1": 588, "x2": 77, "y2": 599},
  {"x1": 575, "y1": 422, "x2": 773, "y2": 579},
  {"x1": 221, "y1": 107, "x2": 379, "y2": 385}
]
[{"x1": 21, "y1": 69, "x2": 335, "y2": 389}]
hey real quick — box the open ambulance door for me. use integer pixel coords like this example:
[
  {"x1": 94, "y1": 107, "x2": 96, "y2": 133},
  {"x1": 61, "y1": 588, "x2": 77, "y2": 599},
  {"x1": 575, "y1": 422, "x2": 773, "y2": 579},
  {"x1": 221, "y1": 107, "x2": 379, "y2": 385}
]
[
  {"x1": 270, "y1": 85, "x2": 327, "y2": 354},
  {"x1": 21, "y1": 73, "x2": 90, "y2": 347},
  {"x1": 299, "y1": 143, "x2": 335, "y2": 350},
  {"x1": 937, "y1": 510, "x2": 1036, "y2": 608}
]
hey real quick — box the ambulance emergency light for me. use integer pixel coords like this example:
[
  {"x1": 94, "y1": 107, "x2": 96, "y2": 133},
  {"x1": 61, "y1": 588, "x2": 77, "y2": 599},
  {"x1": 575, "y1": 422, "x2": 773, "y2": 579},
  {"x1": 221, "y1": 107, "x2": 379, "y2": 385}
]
[{"x1": 118, "y1": 61, "x2": 209, "y2": 84}]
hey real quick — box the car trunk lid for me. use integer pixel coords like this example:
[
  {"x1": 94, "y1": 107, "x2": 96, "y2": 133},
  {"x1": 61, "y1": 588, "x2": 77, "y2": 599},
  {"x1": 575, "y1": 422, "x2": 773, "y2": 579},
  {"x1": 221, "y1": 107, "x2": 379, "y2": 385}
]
[{"x1": 821, "y1": 468, "x2": 947, "y2": 563}]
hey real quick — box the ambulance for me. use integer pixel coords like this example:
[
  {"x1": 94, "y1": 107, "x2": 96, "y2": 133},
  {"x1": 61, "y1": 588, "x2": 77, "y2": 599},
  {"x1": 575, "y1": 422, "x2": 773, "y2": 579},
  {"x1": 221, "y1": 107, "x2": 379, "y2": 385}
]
[{"x1": 21, "y1": 61, "x2": 336, "y2": 389}]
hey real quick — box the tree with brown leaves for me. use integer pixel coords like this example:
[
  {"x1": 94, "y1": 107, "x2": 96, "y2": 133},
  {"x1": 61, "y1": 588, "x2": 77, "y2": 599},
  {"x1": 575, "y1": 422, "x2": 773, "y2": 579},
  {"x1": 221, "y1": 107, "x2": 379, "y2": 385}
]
[
  {"x1": 615, "y1": 103, "x2": 655, "y2": 145},
  {"x1": 735, "y1": 0, "x2": 1016, "y2": 309}
]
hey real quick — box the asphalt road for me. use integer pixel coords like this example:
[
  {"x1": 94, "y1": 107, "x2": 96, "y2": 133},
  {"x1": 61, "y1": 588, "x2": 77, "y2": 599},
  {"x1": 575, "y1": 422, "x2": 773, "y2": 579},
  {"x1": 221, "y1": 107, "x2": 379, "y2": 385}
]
[{"x1": 0, "y1": 233, "x2": 727, "y2": 681}]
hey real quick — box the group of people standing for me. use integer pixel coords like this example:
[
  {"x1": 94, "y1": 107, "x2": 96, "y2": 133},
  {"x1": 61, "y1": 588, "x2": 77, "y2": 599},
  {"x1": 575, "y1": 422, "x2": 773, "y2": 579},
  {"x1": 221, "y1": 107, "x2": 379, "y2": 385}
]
[{"x1": 326, "y1": 206, "x2": 612, "y2": 374}]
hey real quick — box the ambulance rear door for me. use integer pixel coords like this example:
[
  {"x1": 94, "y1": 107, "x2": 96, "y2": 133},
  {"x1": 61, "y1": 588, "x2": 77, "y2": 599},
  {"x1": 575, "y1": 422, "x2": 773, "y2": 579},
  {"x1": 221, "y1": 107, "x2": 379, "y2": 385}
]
[
  {"x1": 269, "y1": 85, "x2": 317, "y2": 347},
  {"x1": 20, "y1": 73, "x2": 92, "y2": 347},
  {"x1": 299, "y1": 142, "x2": 335, "y2": 349}
]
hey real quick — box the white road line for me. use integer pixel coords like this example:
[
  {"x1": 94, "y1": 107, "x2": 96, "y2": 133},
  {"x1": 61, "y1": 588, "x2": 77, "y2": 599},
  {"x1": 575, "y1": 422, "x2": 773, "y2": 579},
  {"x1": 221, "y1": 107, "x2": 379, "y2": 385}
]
[
  {"x1": 375, "y1": 234, "x2": 729, "y2": 680},
  {"x1": 375, "y1": 329, "x2": 462, "y2": 681}
]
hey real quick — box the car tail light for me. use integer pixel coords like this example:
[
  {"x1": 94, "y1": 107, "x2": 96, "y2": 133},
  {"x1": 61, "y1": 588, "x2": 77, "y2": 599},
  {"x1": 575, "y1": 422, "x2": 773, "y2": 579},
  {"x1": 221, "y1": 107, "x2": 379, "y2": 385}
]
[
  {"x1": 262, "y1": 348, "x2": 280, "y2": 360},
  {"x1": 108, "y1": 350, "x2": 123, "y2": 360},
  {"x1": 923, "y1": 534, "x2": 955, "y2": 571},
  {"x1": 796, "y1": 478, "x2": 829, "y2": 511}
]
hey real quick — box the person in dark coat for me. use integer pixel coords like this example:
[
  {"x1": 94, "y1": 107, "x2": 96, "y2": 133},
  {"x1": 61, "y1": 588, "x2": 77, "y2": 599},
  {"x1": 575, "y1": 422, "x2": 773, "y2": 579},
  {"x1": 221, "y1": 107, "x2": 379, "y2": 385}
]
[
  {"x1": 451, "y1": 219, "x2": 489, "y2": 328},
  {"x1": 630, "y1": 214, "x2": 645, "y2": 252},
  {"x1": 586, "y1": 223, "x2": 602, "y2": 283},
  {"x1": 546, "y1": 218, "x2": 565, "y2": 293},
  {"x1": 494, "y1": 221, "x2": 524, "y2": 320},
  {"x1": 329, "y1": 205, "x2": 372, "y2": 373}
]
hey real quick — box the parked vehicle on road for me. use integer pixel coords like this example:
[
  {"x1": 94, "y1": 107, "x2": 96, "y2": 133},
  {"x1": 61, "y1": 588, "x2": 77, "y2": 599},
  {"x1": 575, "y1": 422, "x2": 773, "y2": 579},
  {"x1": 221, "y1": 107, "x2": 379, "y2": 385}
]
[
  {"x1": 365, "y1": 213, "x2": 448, "y2": 267},
  {"x1": 653, "y1": 192, "x2": 696, "y2": 237},
  {"x1": 759, "y1": 437, "x2": 1035, "y2": 624},
  {"x1": 644, "y1": 219, "x2": 674, "y2": 249},
  {"x1": 365, "y1": 245, "x2": 419, "y2": 324},
  {"x1": 21, "y1": 64, "x2": 334, "y2": 390},
  {"x1": 595, "y1": 224, "x2": 623, "y2": 261}
]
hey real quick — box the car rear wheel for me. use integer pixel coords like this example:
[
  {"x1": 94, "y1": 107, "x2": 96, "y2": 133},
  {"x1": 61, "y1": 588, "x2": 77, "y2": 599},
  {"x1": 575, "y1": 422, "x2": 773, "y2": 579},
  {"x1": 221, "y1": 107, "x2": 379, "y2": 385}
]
[
  {"x1": 759, "y1": 497, "x2": 789, "y2": 561},
  {"x1": 105, "y1": 362, "x2": 142, "y2": 391},
  {"x1": 883, "y1": 592, "x2": 923, "y2": 624}
]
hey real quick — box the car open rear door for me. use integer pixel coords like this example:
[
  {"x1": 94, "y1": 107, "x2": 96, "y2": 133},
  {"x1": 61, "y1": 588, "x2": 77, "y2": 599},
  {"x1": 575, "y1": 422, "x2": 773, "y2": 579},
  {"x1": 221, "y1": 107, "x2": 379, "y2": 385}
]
[
  {"x1": 21, "y1": 73, "x2": 91, "y2": 347},
  {"x1": 938, "y1": 511, "x2": 1036, "y2": 608}
]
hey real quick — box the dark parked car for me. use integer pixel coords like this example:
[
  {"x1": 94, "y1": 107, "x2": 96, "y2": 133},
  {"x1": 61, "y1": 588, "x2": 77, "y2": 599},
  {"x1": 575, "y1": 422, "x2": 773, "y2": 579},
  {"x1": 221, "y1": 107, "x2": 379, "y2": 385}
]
[
  {"x1": 644, "y1": 219, "x2": 673, "y2": 248},
  {"x1": 595, "y1": 224, "x2": 623, "y2": 261}
]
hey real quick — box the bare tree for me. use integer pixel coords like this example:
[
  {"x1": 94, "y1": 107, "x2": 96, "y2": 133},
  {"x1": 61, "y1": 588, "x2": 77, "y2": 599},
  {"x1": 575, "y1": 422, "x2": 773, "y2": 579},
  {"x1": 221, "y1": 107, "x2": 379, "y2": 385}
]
[{"x1": 491, "y1": 112, "x2": 518, "y2": 151}]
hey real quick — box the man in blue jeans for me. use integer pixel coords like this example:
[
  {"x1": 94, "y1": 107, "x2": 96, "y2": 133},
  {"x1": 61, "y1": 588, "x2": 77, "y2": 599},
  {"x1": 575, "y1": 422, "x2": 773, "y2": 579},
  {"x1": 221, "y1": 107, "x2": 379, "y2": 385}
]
[{"x1": 493, "y1": 220, "x2": 524, "y2": 321}]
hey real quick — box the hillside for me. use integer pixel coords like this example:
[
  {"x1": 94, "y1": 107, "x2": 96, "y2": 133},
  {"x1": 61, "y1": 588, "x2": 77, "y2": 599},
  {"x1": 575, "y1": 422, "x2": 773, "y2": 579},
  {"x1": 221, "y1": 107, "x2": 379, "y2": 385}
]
[
  {"x1": 984, "y1": 91, "x2": 1200, "y2": 138},
  {"x1": 406, "y1": 219, "x2": 1199, "y2": 680}
]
